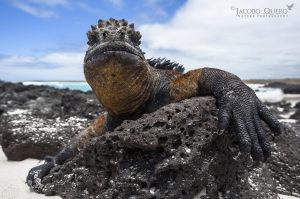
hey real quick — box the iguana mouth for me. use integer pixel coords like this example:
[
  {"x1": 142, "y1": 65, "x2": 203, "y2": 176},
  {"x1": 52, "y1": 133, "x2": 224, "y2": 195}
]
[
  {"x1": 85, "y1": 42, "x2": 144, "y2": 63},
  {"x1": 101, "y1": 45, "x2": 139, "y2": 55}
]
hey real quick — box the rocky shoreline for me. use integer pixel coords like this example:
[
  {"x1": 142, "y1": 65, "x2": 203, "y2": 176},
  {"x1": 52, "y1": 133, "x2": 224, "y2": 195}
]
[
  {"x1": 0, "y1": 81, "x2": 299, "y2": 198},
  {"x1": 265, "y1": 82, "x2": 300, "y2": 94},
  {"x1": 0, "y1": 82, "x2": 103, "y2": 161}
]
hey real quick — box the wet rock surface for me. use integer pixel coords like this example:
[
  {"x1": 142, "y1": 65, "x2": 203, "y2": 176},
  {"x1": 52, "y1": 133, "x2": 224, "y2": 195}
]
[
  {"x1": 0, "y1": 82, "x2": 102, "y2": 160},
  {"x1": 265, "y1": 82, "x2": 300, "y2": 94},
  {"x1": 291, "y1": 102, "x2": 300, "y2": 120},
  {"x1": 265, "y1": 101, "x2": 294, "y2": 119}
]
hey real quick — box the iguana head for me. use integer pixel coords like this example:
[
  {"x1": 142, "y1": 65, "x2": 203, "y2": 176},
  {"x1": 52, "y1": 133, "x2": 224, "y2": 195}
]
[
  {"x1": 84, "y1": 18, "x2": 144, "y2": 63},
  {"x1": 83, "y1": 18, "x2": 153, "y2": 115}
]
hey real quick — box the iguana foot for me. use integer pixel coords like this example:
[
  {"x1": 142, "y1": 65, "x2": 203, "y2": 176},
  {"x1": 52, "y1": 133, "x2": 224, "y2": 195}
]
[{"x1": 26, "y1": 161, "x2": 55, "y2": 193}]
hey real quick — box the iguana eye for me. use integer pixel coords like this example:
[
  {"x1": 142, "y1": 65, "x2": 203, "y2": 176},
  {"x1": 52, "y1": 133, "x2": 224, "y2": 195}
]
[{"x1": 102, "y1": 32, "x2": 107, "y2": 37}]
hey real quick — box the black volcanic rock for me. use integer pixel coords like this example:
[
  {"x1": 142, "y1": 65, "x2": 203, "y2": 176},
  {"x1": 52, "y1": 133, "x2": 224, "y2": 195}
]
[
  {"x1": 264, "y1": 101, "x2": 293, "y2": 119},
  {"x1": 1, "y1": 82, "x2": 300, "y2": 198},
  {"x1": 0, "y1": 82, "x2": 102, "y2": 119},
  {"x1": 0, "y1": 82, "x2": 103, "y2": 160},
  {"x1": 41, "y1": 97, "x2": 280, "y2": 199},
  {"x1": 291, "y1": 109, "x2": 300, "y2": 120},
  {"x1": 0, "y1": 109, "x2": 89, "y2": 160},
  {"x1": 265, "y1": 82, "x2": 300, "y2": 94},
  {"x1": 267, "y1": 126, "x2": 300, "y2": 197},
  {"x1": 294, "y1": 102, "x2": 300, "y2": 109},
  {"x1": 291, "y1": 102, "x2": 300, "y2": 120}
]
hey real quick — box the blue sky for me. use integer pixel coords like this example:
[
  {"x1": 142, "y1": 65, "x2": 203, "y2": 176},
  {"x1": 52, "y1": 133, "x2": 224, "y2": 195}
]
[
  {"x1": 0, "y1": 0, "x2": 185, "y2": 55},
  {"x1": 0, "y1": 0, "x2": 299, "y2": 81}
]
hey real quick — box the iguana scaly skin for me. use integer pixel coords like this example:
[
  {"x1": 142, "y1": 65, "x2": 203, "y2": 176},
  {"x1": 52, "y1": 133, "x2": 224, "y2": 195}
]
[{"x1": 26, "y1": 18, "x2": 283, "y2": 192}]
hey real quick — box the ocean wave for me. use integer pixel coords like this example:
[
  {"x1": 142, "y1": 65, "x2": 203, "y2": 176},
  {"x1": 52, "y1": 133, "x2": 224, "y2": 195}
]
[
  {"x1": 22, "y1": 81, "x2": 91, "y2": 92},
  {"x1": 248, "y1": 84, "x2": 284, "y2": 103}
]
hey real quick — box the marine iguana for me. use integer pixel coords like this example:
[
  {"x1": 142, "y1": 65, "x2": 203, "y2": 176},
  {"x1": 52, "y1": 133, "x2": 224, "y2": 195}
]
[{"x1": 26, "y1": 18, "x2": 282, "y2": 191}]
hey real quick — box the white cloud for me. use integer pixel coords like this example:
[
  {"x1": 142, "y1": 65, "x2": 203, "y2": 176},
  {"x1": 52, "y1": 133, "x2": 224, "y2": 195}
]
[
  {"x1": 109, "y1": 0, "x2": 123, "y2": 7},
  {"x1": 139, "y1": 0, "x2": 300, "y2": 79},
  {"x1": 40, "y1": 52, "x2": 84, "y2": 66},
  {"x1": 27, "y1": 0, "x2": 70, "y2": 7},
  {"x1": 0, "y1": 52, "x2": 85, "y2": 81},
  {"x1": 144, "y1": 0, "x2": 168, "y2": 18},
  {"x1": 11, "y1": 0, "x2": 95, "y2": 18},
  {"x1": 75, "y1": 2, "x2": 99, "y2": 13},
  {"x1": 12, "y1": 1, "x2": 56, "y2": 18}
]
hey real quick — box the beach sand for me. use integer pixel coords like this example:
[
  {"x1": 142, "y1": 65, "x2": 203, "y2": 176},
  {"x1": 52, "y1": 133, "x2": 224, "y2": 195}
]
[{"x1": 0, "y1": 147, "x2": 60, "y2": 199}]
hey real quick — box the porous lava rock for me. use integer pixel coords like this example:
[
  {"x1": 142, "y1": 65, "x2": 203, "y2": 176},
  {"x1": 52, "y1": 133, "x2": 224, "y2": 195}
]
[{"x1": 41, "y1": 97, "x2": 280, "y2": 199}]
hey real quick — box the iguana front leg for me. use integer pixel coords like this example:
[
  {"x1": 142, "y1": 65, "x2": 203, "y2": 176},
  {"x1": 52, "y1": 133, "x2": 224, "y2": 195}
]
[
  {"x1": 26, "y1": 114, "x2": 121, "y2": 192},
  {"x1": 170, "y1": 68, "x2": 283, "y2": 161}
]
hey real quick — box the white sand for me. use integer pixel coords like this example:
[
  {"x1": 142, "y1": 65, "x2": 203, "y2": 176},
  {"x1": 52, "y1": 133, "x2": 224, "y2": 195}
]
[{"x1": 0, "y1": 147, "x2": 60, "y2": 199}]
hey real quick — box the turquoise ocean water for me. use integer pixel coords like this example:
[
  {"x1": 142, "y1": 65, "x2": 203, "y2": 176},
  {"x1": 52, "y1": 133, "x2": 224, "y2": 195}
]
[{"x1": 22, "y1": 81, "x2": 92, "y2": 92}]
